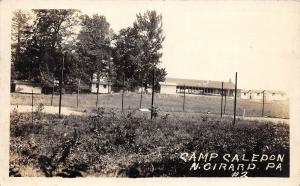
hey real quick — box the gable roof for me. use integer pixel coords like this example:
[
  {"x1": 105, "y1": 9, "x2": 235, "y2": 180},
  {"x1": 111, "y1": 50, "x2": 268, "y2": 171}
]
[{"x1": 161, "y1": 77, "x2": 235, "y2": 89}]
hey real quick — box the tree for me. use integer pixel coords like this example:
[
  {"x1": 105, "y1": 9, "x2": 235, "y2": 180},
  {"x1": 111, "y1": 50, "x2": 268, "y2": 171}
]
[
  {"x1": 112, "y1": 10, "x2": 166, "y2": 91},
  {"x1": 134, "y1": 10, "x2": 166, "y2": 91},
  {"x1": 112, "y1": 27, "x2": 143, "y2": 90},
  {"x1": 76, "y1": 14, "x2": 113, "y2": 86},
  {"x1": 11, "y1": 10, "x2": 33, "y2": 81},
  {"x1": 20, "y1": 9, "x2": 80, "y2": 86}
]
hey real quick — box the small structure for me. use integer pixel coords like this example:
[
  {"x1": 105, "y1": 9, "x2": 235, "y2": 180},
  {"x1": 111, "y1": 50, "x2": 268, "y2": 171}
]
[
  {"x1": 159, "y1": 77, "x2": 239, "y2": 96},
  {"x1": 159, "y1": 81, "x2": 177, "y2": 94},
  {"x1": 12, "y1": 80, "x2": 42, "y2": 94},
  {"x1": 265, "y1": 90, "x2": 288, "y2": 101},
  {"x1": 90, "y1": 74, "x2": 111, "y2": 94},
  {"x1": 241, "y1": 89, "x2": 288, "y2": 102},
  {"x1": 91, "y1": 81, "x2": 111, "y2": 94},
  {"x1": 241, "y1": 90, "x2": 251, "y2": 99}
]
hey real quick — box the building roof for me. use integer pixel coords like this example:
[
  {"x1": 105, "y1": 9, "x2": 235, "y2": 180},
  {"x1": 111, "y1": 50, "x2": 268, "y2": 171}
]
[
  {"x1": 246, "y1": 89, "x2": 287, "y2": 95},
  {"x1": 160, "y1": 77, "x2": 235, "y2": 89},
  {"x1": 13, "y1": 80, "x2": 42, "y2": 86}
]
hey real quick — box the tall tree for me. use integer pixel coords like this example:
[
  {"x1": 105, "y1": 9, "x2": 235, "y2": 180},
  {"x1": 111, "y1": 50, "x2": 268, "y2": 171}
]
[
  {"x1": 112, "y1": 10, "x2": 166, "y2": 91},
  {"x1": 11, "y1": 10, "x2": 33, "y2": 81},
  {"x1": 112, "y1": 27, "x2": 143, "y2": 90},
  {"x1": 76, "y1": 14, "x2": 113, "y2": 86},
  {"x1": 134, "y1": 10, "x2": 166, "y2": 91},
  {"x1": 21, "y1": 9, "x2": 80, "y2": 85}
]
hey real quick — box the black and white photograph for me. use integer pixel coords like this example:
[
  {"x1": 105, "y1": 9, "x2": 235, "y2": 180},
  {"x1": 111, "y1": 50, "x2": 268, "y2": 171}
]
[{"x1": 1, "y1": 0, "x2": 300, "y2": 185}]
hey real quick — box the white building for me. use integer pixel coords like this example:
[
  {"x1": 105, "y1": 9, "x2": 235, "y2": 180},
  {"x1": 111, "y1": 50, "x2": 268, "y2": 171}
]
[
  {"x1": 265, "y1": 90, "x2": 288, "y2": 101},
  {"x1": 241, "y1": 90, "x2": 288, "y2": 102},
  {"x1": 159, "y1": 77, "x2": 238, "y2": 96},
  {"x1": 241, "y1": 90, "x2": 251, "y2": 99},
  {"x1": 90, "y1": 74, "x2": 111, "y2": 94},
  {"x1": 159, "y1": 81, "x2": 177, "y2": 94},
  {"x1": 13, "y1": 80, "x2": 42, "y2": 94}
]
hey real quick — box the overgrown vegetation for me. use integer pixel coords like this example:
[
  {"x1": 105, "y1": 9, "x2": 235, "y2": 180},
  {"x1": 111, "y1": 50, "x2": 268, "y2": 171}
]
[{"x1": 10, "y1": 108, "x2": 289, "y2": 177}]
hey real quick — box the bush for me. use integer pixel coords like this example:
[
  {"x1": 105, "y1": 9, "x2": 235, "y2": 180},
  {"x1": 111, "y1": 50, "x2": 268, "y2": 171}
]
[{"x1": 10, "y1": 111, "x2": 289, "y2": 177}]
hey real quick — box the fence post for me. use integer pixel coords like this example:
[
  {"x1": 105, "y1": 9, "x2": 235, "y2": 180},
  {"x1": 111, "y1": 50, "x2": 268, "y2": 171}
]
[
  {"x1": 151, "y1": 69, "x2": 155, "y2": 120},
  {"x1": 183, "y1": 85, "x2": 186, "y2": 111},
  {"x1": 51, "y1": 79, "x2": 54, "y2": 106},
  {"x1": 233, "y1": 72, "x2": 237, "y2": 125},
  {"x1": 96, "y1": 73, "x2": 100, "y2": 108},
  {"x1": 121, "y1": 73, "x2": 125, "y2": 113},
  {"x1": 139, "y1": 80, "x2": 143, "y2": 109},
  {"x1": 262, "y1": 90, "x2": 265, "y2": 117},
  {"x1": 31, "y1": 89, "x2": 33, "y2": 122},
  {"x1": 223, "y1": 90, "x2": 226, "y2": 114},
  {"x1": 59, "y1": 53, "x2": 65, "y2": 118},
  {"x1": 221, "y1": 82, "x2": 223, "y2": 118},
  {"x1": 77, "y1": 79, "x2": 80, "y2": 108}
]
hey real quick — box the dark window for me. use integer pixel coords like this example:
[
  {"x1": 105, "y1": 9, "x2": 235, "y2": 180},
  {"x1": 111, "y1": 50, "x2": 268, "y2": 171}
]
[{"x1": 103, "y1": 85, "x2": 107, "y2": 88}]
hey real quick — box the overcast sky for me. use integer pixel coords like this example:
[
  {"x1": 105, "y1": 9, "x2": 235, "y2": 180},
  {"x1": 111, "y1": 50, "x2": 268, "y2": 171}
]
[{"x1": 11, "y1": 1, "x2": 300, "y2": 93}]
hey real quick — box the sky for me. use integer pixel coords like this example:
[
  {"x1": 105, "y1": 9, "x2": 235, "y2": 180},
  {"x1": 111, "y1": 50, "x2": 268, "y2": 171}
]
[{"x1": 10, "y1": 1, "x2": 300, "y2": 93}]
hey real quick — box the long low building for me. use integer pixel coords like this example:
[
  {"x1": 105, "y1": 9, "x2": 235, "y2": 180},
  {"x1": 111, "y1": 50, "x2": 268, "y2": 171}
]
[
  {"x1": 241, "y1": 90, "x2": 288, "y2": 102},
  {"x1": 159, "y1": 77, "x2": 240, "y2": 96}
]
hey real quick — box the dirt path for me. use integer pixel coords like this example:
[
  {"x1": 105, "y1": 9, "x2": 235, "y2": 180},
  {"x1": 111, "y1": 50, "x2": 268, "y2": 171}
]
[{"x1": 11, "y1": 105, "x2": 85, "y2": 116}]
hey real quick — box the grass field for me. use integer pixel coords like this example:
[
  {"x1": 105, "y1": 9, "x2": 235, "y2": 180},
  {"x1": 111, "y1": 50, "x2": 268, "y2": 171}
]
[
  {"x1": 11, "y1": 92, "x2": 289, "y2": 118},
  {"x1": 9, "y1": 109, "x2": 289, "y2": 177}
]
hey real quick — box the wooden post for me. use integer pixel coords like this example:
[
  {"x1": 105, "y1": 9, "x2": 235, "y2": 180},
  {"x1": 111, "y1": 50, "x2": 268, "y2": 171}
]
[
  {"x1": 96, "y1": 73, "x2": 100, "y2": 108},
  {"x1": 233, "y1": 72, "x2": 237, "y2": 125},
  {"x1": 221, "y1": 82, "x2": 224, "y2": 118},
  {"x1": 139, "y1": 81, "x2": 143, "y2": 109},
  {"x1": 31, "y1": 89, "x2": 33, "y2": 122},
  {"x1": 121, "y1": 73, "x2": 125, "y2": 113},
  {"x1": 77, "y1": 79, "x2": 80, "y2": 108},
  {"x1": 151, "y1": 69, "x2": 155, "y2": 120},
  {"x1": 51, "y1": 79, "x2": 54, "y2": 106},
  {"x1": 183, "y1": 85, "x2": 186, "y2": 111},
  {"x1": 59, "y1": 53, "x2": 65, "y2": 118},
  {"x1": 223, "y1": 90, "x2": 227, "y2": 114},
  {"x1": 262, "y1": 90, "x2": 265, "y2": 117}
]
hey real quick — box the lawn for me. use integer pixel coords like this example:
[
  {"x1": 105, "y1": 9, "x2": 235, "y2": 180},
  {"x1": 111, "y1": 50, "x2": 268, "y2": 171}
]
[
  {"x1": 11, "y1": 92, "x2": 289, "y2": 118},
  {"x1": 9, "y1": 109, "x2": 289, "y2": 177}
]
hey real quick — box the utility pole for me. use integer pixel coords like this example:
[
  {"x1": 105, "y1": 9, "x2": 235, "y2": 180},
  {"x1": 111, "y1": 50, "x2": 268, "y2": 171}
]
[
  {"x1": 233, "y1": 72, "x2": 237, "y2": 125},
  {"x1": 59, "y1": 52, "x2": 65, "y2": 118},
  {"x1": 221, "y1": 82, "x2": 224, "y2": 118},
  {"x1": 151, "y1": 69, "x2": 155, "y2": 120},
  {"x1": 183, "y1": 85, "x2": 186, "y2": 111}
]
